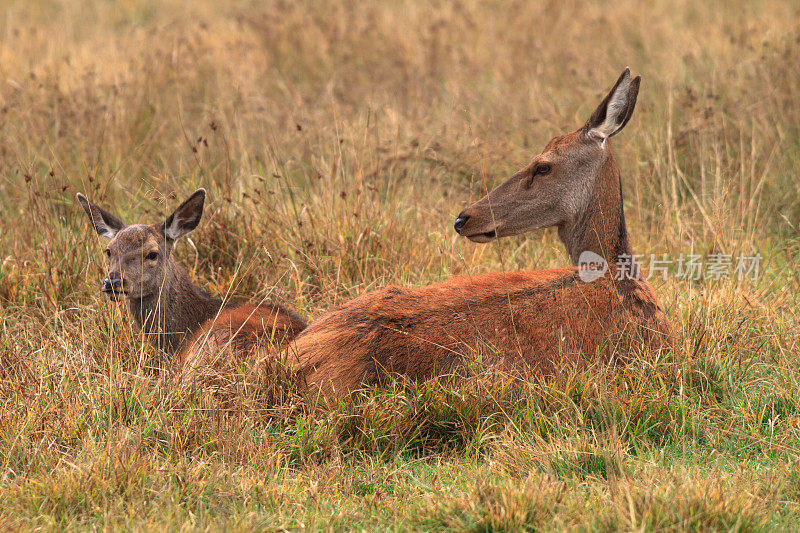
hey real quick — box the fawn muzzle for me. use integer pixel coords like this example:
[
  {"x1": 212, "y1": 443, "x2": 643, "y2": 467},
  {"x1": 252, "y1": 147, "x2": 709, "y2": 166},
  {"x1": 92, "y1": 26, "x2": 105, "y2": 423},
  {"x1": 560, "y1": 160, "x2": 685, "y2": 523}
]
[{"x1": 102, "y1": 276, "x2": 124, "y2": 299}]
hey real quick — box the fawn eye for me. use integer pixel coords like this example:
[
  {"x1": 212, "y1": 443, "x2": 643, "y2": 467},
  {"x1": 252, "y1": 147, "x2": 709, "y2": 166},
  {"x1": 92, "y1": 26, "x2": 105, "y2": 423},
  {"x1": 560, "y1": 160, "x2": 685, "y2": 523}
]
[
  {"x1": 104, "y1": 249, "x2": 111, "y2": 257},
  {"x1": 146, "y1": 251, "x2": 158, "y2": 261}
]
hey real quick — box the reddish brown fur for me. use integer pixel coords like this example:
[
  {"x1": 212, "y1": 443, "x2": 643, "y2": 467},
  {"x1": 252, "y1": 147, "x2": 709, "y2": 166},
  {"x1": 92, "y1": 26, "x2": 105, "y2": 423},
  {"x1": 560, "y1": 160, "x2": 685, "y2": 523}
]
[
  {"x1": 289, "y1": 269, "x2": 671, "y2": 397},
  {"x1": 287, "y1": 69, "x2": 674, "y2": 398},
  {"x1": 178, "y1": 302, "x2": 306, "y2": 377}
]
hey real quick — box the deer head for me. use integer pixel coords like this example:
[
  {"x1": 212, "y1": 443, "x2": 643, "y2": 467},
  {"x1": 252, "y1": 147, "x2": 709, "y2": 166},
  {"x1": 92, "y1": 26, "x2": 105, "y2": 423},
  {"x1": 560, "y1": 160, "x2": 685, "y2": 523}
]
[
  {"x1": 76, "y1": 189, "x2": 206, "y2": 300},
  {"x1": 454, "y1": 68, "x2": 640, "y2": 261}
]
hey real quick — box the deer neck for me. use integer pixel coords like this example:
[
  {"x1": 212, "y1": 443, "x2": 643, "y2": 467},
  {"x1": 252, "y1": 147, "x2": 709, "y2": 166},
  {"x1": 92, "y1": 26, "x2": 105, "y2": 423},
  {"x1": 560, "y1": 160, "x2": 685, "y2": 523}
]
[
  {"x1": 557, "y1": 149, "x2": 636, "y2": 277},
  {"x1": 127, "y1": 259, "x2": 224, "y2": 354}
]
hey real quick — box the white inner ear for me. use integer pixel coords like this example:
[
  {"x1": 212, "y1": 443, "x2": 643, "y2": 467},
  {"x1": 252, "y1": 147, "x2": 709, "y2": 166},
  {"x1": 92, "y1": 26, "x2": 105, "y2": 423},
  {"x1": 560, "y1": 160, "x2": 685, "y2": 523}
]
[
  {"x1": 97, "y1": 226, "x2": 117, "y2": 239},
  {"x1": 165, "y1": 216, "x2": 187, "y2": 240},
  {"x1": 590, "y1": 76, "x2": 631, "y2": 140},
  {"x1": 92, "y1": 213, "x2": 118, "y2": 239}
]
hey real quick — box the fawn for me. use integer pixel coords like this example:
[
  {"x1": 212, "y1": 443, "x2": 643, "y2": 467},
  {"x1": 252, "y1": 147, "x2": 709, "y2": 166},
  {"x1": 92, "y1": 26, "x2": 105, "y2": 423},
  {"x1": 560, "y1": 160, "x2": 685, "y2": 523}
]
[{"x1": 77, "y1": 189, "x2": 306, "y2": 377}]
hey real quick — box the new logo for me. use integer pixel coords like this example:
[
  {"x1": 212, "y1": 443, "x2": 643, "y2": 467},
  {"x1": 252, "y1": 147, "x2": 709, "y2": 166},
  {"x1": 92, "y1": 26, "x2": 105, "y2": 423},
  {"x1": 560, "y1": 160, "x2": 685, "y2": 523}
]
[{"x1": 578, "y1": 250, "x2": 608, "y2": 282}]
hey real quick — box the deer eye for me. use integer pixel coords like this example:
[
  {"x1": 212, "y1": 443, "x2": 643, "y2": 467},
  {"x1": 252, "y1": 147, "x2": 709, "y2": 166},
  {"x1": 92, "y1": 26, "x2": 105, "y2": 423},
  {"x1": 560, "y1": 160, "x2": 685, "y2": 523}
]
[
  {"x1": 104, "y1": 249, "x2": 111, "y2": 257},
  {"x1": 146, "y1": 251, "x2": 158, "y2": 261},
  {"x1": 525, "y1": 163, "x2": 552, "y2": 188}
]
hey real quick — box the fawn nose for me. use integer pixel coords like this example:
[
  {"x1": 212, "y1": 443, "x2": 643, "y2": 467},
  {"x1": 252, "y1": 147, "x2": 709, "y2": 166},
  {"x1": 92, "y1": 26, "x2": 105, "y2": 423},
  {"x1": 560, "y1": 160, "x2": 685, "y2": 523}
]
[
  {"x1": 102, "y1": 277, "x2": 122, "y2": 293},
  {"x1": 454, "y1": 215, "x2": 469, "y2": 235}
]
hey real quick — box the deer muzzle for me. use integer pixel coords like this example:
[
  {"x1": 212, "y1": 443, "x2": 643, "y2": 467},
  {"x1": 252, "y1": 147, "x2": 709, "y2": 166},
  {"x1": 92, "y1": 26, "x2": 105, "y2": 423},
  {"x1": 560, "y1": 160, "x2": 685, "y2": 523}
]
[{"x1": 453, "y1": 211, "x2": 498, "y2": 242}]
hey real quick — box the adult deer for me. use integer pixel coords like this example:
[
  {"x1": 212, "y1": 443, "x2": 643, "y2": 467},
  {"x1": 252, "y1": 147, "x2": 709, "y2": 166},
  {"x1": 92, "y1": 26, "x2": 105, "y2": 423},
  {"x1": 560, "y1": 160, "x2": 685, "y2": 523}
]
[
  {"x1": 288, "y1": 68, "x2": 673, "y2": 397},
  {"x1": 77, "y1": 189, "x2": 306, "y2": 376}
]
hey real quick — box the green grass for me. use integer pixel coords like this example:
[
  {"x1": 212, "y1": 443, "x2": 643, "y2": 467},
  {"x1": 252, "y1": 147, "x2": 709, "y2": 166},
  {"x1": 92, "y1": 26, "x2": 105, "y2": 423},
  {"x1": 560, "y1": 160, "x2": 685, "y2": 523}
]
[{"x1": 1, "y1": 0, "x2": 800, "y2": 530}]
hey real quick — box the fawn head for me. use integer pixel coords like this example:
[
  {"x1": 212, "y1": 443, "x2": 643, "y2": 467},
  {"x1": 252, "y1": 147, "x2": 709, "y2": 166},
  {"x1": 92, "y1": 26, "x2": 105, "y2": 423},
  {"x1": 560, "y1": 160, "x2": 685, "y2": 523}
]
[{"x1": 76, "y1": 189, "x2": 206, "y2": 300}]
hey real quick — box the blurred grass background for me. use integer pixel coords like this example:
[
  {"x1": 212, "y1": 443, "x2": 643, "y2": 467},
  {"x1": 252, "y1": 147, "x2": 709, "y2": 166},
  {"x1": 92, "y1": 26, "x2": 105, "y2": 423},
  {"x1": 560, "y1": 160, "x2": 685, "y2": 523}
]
[{"x1": 1, "y1": 0, "x2": 800, "y2": 529}]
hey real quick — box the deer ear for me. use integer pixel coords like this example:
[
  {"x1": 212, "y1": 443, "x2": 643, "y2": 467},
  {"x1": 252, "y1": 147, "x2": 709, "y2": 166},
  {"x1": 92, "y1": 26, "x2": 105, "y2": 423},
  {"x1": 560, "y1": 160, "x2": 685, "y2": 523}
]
[
  {"x1": 76, "y1": 193, "x2": 126, "y2": 239},
  {"x1": 161, "y1": 189, "x2": 206, "y2": 241},
  {"x1": 585, "y1": 68, "x2": 641, "y2": 142}
]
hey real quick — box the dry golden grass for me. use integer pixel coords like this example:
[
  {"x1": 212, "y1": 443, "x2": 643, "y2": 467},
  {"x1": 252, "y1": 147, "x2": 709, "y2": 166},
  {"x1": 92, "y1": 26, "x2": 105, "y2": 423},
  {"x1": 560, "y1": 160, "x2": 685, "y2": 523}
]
[{"x1": 1, "y1": 0, "x2": 800, "y2": 530}]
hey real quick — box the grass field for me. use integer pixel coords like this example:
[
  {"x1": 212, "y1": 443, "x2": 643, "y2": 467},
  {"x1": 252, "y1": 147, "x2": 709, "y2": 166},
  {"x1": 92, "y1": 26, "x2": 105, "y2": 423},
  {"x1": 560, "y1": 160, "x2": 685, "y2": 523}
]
[{"x1": 1, "y1": 0, "x2": 800, "y2": 530}]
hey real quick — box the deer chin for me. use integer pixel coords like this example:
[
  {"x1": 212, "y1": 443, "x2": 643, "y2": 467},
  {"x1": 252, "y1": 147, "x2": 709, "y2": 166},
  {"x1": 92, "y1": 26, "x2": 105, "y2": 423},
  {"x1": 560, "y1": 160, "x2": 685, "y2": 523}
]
[
  {"x1": 464, "y1": 229, "x2": 497, "y2": 243},
  {"x1": 102, "y1": 289, "x2": 128, "y2": 302}
]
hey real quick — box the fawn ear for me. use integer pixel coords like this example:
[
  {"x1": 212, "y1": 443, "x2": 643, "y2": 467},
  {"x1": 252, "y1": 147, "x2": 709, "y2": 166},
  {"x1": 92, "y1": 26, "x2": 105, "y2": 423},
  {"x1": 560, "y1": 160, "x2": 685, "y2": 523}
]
[
  {"x1": 161, "y1": 189, "x2": 206, "y2": 241},
  {"x1": 76, "y1": 193, "x2": 126, "y2": 239},
  {"x1": 585, "y1": 68, "x2": 641, "y2": 142}
]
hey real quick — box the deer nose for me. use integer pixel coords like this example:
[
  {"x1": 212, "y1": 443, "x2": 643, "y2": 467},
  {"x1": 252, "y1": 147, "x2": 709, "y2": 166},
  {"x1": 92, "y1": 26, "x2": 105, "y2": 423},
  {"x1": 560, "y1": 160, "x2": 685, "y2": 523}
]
[
  {"x1": 102, "y1": 277, "x2": 122, "y2": 292},
  {"x1": 454, "y1": 215, "x2": 469, "y2": 234}
]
